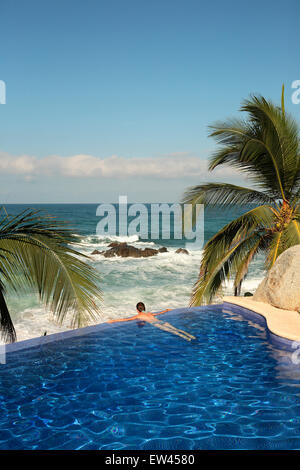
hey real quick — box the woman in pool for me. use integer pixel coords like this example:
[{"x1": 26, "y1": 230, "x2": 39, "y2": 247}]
[{"x1": 108, "y1": 302, "x2": 196, "y2": 341}]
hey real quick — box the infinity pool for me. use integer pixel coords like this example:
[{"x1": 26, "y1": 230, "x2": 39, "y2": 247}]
[{"x1": 1, "y1": 305, "x2": 300, "y2": 450}]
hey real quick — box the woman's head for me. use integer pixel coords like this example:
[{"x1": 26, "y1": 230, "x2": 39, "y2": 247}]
[{"x1": 136, "y1": 302, "x2": 146, "y2": 312}]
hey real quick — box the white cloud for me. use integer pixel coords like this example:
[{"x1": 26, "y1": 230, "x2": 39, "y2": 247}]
[{"x1": 0, "y1": 151, "x2": 243, "y2": 181}]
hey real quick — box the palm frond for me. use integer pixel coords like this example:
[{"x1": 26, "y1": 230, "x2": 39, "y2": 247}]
[
  {"x1": 266, "y1": 219, "x2": 300, "y2": 269},
  {"x1": 0, "y1": 282, "x2": 16, "y2": 343},
  {"x1": 190, "y1": 205, "x2": 273, "y2": 305},
  {"x1": 183, "y1": 183, "x2": 276, "y2": 207},
  {"x1": 207, "y1": 95, "x2": 300, "y2": 201},
  {"x1": 191, "y1": 231, "x2": 264, "y2": 305},
  {"x1": 0, "y1": 209, "x2": 102, "y2": 341},
  {"x1": 233, "y1": 237, "x2": 263, "y2": 291},
  {"x1": 241, "y1": 95, "x2": 300, "y2": 198}
]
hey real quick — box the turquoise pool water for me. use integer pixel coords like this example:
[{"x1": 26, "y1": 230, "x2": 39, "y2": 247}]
[{"x1": 1, "y1": 305, "x2": 300, "y2": 450}]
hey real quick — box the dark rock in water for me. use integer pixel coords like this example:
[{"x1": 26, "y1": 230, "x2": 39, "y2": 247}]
[
  {"x1": 108, "y1": 241, "x2": 121, "y2": 248},
  {"x1": 102, "y1": 242, "x2": 159, "y2": 258},
  {"x1": 103, "y1": 249, "x2": 118, "y2": 258},
  {"x1": 142, "y1": 248, "x2": 159, "y2": 257},
  {"x1": 92, "y1": 241, "x2": 169, "y2": 258},
  {"x1": 91, "y1": 249, "x2": 102, "y2": 255},
  {"x1": 175, "y1": 248, "x2": 189, "y2": 255},
  {"x1": 104, "y1": 243, "x2": 140, "y2": 258}
]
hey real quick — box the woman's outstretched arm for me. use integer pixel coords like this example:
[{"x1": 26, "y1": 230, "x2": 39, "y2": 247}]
[
  {"x1": 153, "y1": 309, "x2": 172, "y2": 316},
  {"x1": 107, "y1": 315, "x2": 139, "y2": 323}
]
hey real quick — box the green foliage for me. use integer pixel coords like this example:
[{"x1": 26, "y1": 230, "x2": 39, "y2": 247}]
[
  {"x1": 183, "y1": 88, "x2": 300, "y2": 305},
  {"x1": 0, "y1": 209, "x2": 102, "y2": 343}
]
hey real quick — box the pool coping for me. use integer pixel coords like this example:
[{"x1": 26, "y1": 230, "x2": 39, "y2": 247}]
[{"x1": 223, "y1": 297, "x2": 300, "y2": 351}]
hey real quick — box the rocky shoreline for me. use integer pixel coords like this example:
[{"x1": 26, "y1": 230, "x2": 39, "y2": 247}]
[{"x1": 91, "y1": 241, "x2": 190, "y2": 258}]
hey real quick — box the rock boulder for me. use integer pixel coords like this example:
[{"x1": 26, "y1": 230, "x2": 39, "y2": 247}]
[
  {"x1": 253, "y1": 245, "x2": 300, "y2": 311},
  {"x1": 175, "y1": 248, "x2": 189, "y2": 255},
  {"x1": 98, "y1": 242, "x2": 160, "y2": 258},
  {"x1": 158, "y1": 247, "x2": 168, "y2": 253}
]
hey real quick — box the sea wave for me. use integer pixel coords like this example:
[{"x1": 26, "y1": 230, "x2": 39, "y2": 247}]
[
  {"x1": 72, "y1": 234, "x2": 158, "y2": 253},
  {"x1": 0, "y1": 243, "x2": 265, "y2": 345},
  {"x1": 83, "y1": 233, "x2": 141, "y2": 243}
]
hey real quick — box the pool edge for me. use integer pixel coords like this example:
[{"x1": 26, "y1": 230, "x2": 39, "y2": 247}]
[
  {"x1": 1, "y1": 307, "x2": 205, "y2": 355},
  {"x1": 4, "y1": 301, "x2": 298, "y2": 355},
  {"x1": 223, "y1": 300, "x2": 299, "y2": 351}
]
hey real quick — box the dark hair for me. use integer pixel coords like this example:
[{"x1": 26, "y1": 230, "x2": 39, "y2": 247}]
[{"x1": 136, "y1": 302, "x2": 146, "y2": 312}]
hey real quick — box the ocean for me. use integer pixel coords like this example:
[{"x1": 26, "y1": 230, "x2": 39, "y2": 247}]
[{"x1": 0, "y1": 203, "x2": 266, "y2": 342}]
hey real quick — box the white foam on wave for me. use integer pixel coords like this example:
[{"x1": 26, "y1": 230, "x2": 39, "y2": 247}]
[
  {"x1": 72, "y1": 234, "x2": 157, "y2": 254},
  {"x1": 87, "y1": 234, "x2": 140, "y2": 243}
]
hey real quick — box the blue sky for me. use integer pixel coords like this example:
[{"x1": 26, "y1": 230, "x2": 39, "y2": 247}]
[{"x1": 0, "y1": 0, "x2": 299, "y2": 202}]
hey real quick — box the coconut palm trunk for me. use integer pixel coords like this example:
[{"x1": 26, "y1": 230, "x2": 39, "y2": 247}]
[
  {"x1": 183, "y1": 87, "x2": 300, "y2": 305},
  {"x1": 0, "y1": 209, "x2": 102, "y2": 343}
]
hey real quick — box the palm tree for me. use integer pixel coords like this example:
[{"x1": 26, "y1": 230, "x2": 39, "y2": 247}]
[
  {"x1": 0, "y1": 208, "x2": 102, "y2": 343},
  {"x1": 183, "y1": 87, "x2": 300, "y2": 305}
]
